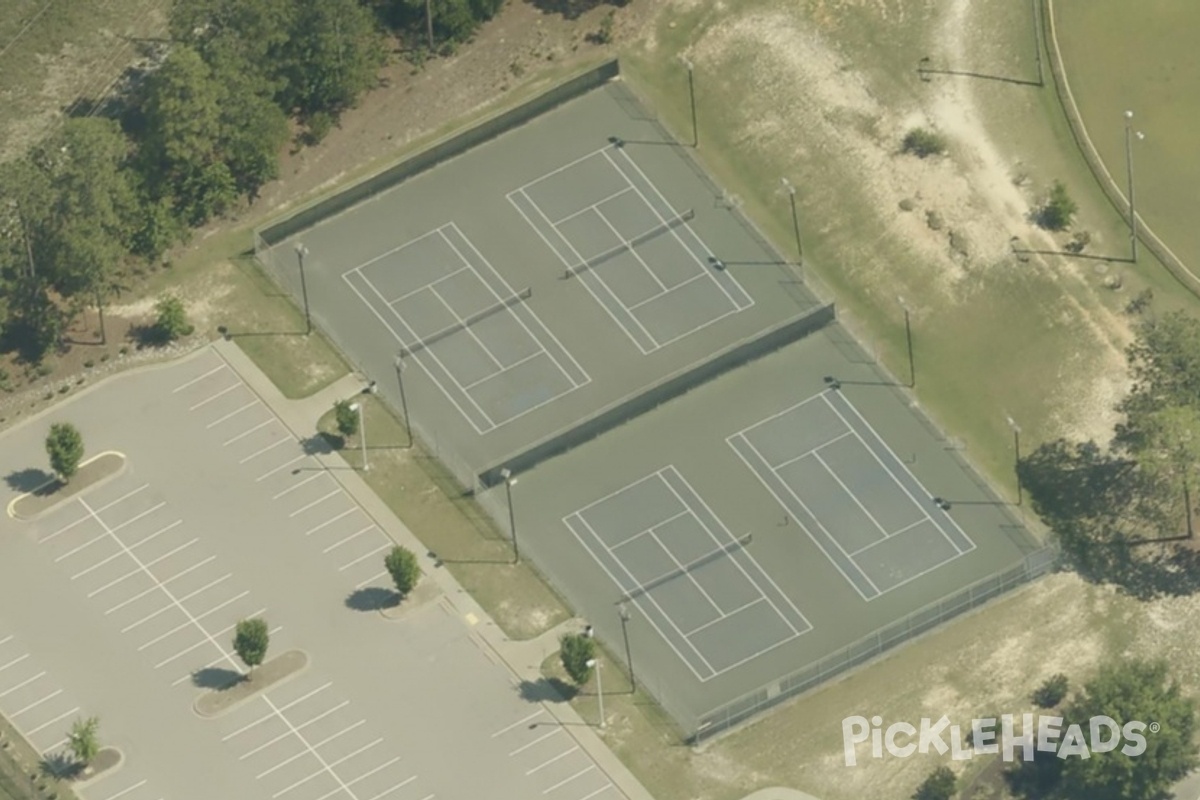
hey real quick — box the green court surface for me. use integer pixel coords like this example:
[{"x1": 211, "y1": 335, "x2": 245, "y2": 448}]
[{"x1": 257, "y1": 79, "x2": 1041, "y2": 736}]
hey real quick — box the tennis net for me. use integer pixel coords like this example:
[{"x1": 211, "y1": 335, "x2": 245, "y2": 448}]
[
  {"x1": 568, "y1": 208, "x2": 695, "y2": 277},
  {"x1": 399, "y1": 286, "x2": 533, "y2": 357}
]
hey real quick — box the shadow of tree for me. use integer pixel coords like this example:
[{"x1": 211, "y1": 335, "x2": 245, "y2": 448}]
[
  {"x1": 345, "y1": 587, "x2": 399, "y2": 612},
  {"x1": 302, "y1": 434, "x2": 340, "y2": 456},
  {"x1": 4, "y1": 468, "x2": 55, "y2": 493},
  {"x1": 40, "y1": 751, "x2": 82, "y2": 780},
  {"x1": 191, "y1": 667, "x2": 244, "y2": 690},
  {"x1": 1020, "y1": 438, "x2": 1200, "y2": 599},
  {"x1": 524, "y1": 0, "x2": 627, "y2": 20},
  {"x1": 518, "y1": 677, "x2": 577, "y2": 703}
]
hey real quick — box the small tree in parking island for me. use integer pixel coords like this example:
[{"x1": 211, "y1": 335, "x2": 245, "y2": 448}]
[
  {"x1": 67, "y1": 716, "x2": 100, "y2": 767},
  {"x1": 912, "y1": 765, "x2": 956, "y2": 800},
  {"x1": 46, "y1": 422, "x2": 85, "y2": 482},
  {"x1": 234, "y1": 618, "x2": 270, "y2": 676},
  {"x1": 384, "y1": 545, "x2": 421, "y2": 598},
  {"x1": 334, "y1": 399, "x2": 359, "y2": 439},
  {"x1": 559, "y1": 633, "x2": 595, "y2": 685}
]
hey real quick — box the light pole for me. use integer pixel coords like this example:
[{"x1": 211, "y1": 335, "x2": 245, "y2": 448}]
[
  {"x1": 898, "y1": 296, "x2": 915, "y2": 388},
  {"x1": 295, "y1": 243, "x2": 312, "y2": 335},
  {"x1": 585, "y1": 658, "x2": 605, "y2": 729},
  {"x1": 1006, "y1": 416, "x2": 1022, "y2": 506},
  {"x1": 393, "y1": 354, "x2": 413, "y2": 448},
  {"x1": 1123, "y1": 111, "x2": 1145, "y2": 263},
  {"x1": 781, "y1": 178, "x2": 802, "y2": 265},
  {"x1": 618, "y1": 604, "x2": 635, "y2": 692},
  {"x1": 682, "y1": 58, "x2": 697, "y2": 148},
  {"x1": 349, "y1": 402, "x2": 368, "y2": 471},
  {"x1": 500, "y1": 468, "x2": 519, "y2": 564}
]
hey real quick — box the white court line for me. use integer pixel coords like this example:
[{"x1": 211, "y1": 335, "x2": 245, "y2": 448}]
[
  {"x1": 509, "y1": 727, "x2": 560, "y2": 756},
  {"x1": 811, "y1": 450, "x2": 891, "y2": 538},
  {"x1": 527, "y1": 746, "x2": 578, "y2": 775},
  {"x1": 173, "y1": 365, "x2": 225, "y2": 393},
  {"x1": 206, "y1": 400, "x2": 259, "y2": 430},
  {"x1": 592, "y1": 206, "x2": 667, "y2": 292},
  {"x1": 492, "y1": 709, "x2": 543, "y2": 737},
  {"x1": 239, "y1": 437, "x2": 290, "y2": 464},
  {"x1": 256, "y1": 455, "x2": 308, "y2": 483},
  {"x1": 385, "y1": 265, "x2": 471, "y2": 306},
  {"x1": 427, "y1": 284, "x2": 504, "y2": 369},
  {"x1": 572, "y1": 513, "x2": 716, "y2": 678},
  {"x1": 274, "y1": 472, "x2": 327, "y2": 500},
  {"x1": 105, "y1": 557, "x2": 216, "y2": 613},
  {"x1": 542, "y1": 765, "x2": 595, "y2": 794},
  {"x1": 354, "y1": 571, "x2": 389, "y2": 590},
  {"x1": 339, "y1": 544, "x2": 390, "y2": 572},
  {"x1": 0, "y1": 671, "x2": 45, "y2": 698},
  {"x1": 684, "y1": 598, "x2": 764, "y2": 637},
  {"x1": 550, "y1": 186, "x2": 634, "y2": 226},
  {"x1": 626, "y1": 271, "x2": 706, "y2": 312},
  {"x1": 510, "y1": 146, "x2": 611, "y2": 194},
  {"x1": 96, "y1": 780, "x2": 147, "y2": 800},
  {"x1": 461, "y1": 350, "x2": 544, "y2": 391},
  {"x1": 322, "y1": 525, "x2": 375, "y2": 554},
  {"x1": 224, "y1": 419, "x2": 274, "y2": 446},
  {"x1": 642, "y1": 527, "x2": 724, "y2": 614},
  {"x1": 571, "y1": 471, "x2": 664, "y2": 516},
  {"x1": 341, "y1": 226, "x2": 444, "y2": 277},
  {"x1": 188, "y1": 382, "x2": 241, "y2": 411},
  {"x1": 609, "y1": 509, "x2": 689, "y2": 550},
  {"x1": 170, "y1": 624, "x2": 281, "y2": 685},
  {"x1": 26, "y1": 706, "x2": 79, "y2": 736},
  {"x1": 662, "y1": 466, "x2": 813, "y2": 636},
  {"x1": 729, "y1": 434, "x2": 877, "y2": 601},
  {"x1": 222, "y1": 682, "x2": 333, "y2": 740},
  {"x1": 41, "y1": 484, "x2": 149, "y2": 543},
  {"x1": 304, "y1": 507, "x2": 357, "y2": 534},
  {"x1": 772, "y1": 430, "x2": 856, "y2": 472},
  {"x1": 10, "y1": 689, "x2": 61, "y2": 718},
  {"x1": 261, "y1": 695, "x2": 361, "y2": 799},
  {"x1": 0, "y1": 654, "x2": 29, "y2": 672},
  {"x1": 122, "y1": 575, "x2": 230, "y2": 632},
  {"x1": 849, "y1": 517, "x2": 931, "y2": 556},
  {"x1": 78, "y1": 497, "x2": 245, "y2": 672},
  {"x1": 289, "y1": 489, "x2": 341, "y2": 518},
  {"x1": 731, "y1": 391, "x2": 837, "y2": 439},
  {"x1": 240, "y1": 701, "x2": 350, "y2": 759},
  {"x1": 71, "y1": 520, "x2": 183, "y2": 578}
]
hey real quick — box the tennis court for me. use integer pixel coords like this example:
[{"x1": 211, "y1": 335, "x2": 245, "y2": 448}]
[
  {"x1": 728, "y1": 387, "x2": 975, "y2": 600},
  {"x1": 565, "y1": 465, "x2": 811, "y2": 682},
  {"x1": 508, "y1": 143, "x2": 754, "y2": 353},
  {"x1": 341, "y1": 222, "x2": 590, "y2": 433}
]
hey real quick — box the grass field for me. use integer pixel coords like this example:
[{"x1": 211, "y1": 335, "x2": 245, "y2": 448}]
[{"x1": 1054, "y1": 0, "x2": 1200, "y2": 275}]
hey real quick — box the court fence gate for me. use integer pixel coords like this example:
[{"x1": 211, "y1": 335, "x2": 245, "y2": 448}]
[{"x1": 686, "y1": 546, "x2": 1060, "y2": 744}]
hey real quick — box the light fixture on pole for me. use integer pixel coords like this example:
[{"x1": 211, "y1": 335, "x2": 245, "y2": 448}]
[
  {"x1": 294, "y1": 243, "x2": 312, "y2": 335},
  {"x1": 585, "y1": 658, "x2": 605, "y2": 729},
  {"x1": 1006, "y1": 415, "x2": 1022, "y2": 506},
  {"x1": 1123, "y1": 111, "x2": 1145, "y2": 263},
  {"x1": 682, "y1": 57, "x2": 698, "y2": 148},
  {"x1": 618, "y1": 604, "x2": 635, "y2": 692},
  {"x1": 349, "y1": 402, "x2": 368, "y2": 471},
  {"x1": 499, "y1": 468, "x2": 519, "y2": 564},
  {"x1": 898, "y1": 296, "x2": 915, "y2": 388},
  {"x1": 393, "y1": 353, "x2": 413, "y2": 448},
  {"x1": 781, "y1": 177, "x2": 803, "y2": 265}
]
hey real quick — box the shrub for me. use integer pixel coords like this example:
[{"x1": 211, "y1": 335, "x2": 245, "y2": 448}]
[
  {"x1": 334, "y1": 400, "x2": 359, "y2": 439},
  {"x1": 1033, "y1": 673, "x2": 1070, "y2": 708},
  {"x1": 596, "y1": 11, "x2": 615, "y2": 44},
  {"x1": 384, "y1": 546, "x2": 421, "y2": 597},
  {"x1": 913, "y1": 766, "x2": 956, "y2": 800},
  {"x1": 559, "y1": 633, "x2": 596, "y2": 684},
  {"x1": 305, "y1": 111, "x2": 334, "y2": 145},
  {"x1": 45, "y1": 422, "x2": 85, "y2": 481},
  {"x1": 153, "y1": 295, "x2": 193, "y2": 342},
  {"x1": 902, "y1": 127, "x2": 948, "y2": 158},
  {"x1": 1038, "y1": 181, "x2": 1078, "y2": 231}
]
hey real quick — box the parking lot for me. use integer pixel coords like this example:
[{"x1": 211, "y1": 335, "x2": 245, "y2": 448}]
[{"x1": 0, "y1": 347, "x2": 634, "y2": 800}]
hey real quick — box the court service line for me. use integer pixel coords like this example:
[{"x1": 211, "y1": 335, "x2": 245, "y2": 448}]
[
  {"x1": 550, "y1": 186, "x2": 634, "y2": 226},
  {"x1": 592, "y1": 206, "x2": 667, "y2": 292},
  {"x1": 427, "y1": 285, "x2": 503, "y2": 369},
  {"x1": 385, "y1": 265, "x2": 471, "y2": 306},
  {"x1": 460, "y1": 351, "x2": 544, "y2": 391},
  {"x1": 683, "y1": 597, "x2": 765, "y2": 638},
  {"x1": 342, "y1": 226, "x2": 445, "y2": 277},
  {"x1": 609, "y1": 509, "x2": 689, "y2": 550},
  {"x1": 510, "y1": 145, "x2": 612, "y2": 193},
  {"x1": 626, "y1": 271, "x2": 707, "y2": 312},
  {"x1": 848, "y1": 517, "x2": 932, "y2": 557},
  {"x1": 810, "y1": 451, "x2": 891, "y2": 538},
  {"x1": 771, "y1": 429, "x2": 855, "y2": 472}
]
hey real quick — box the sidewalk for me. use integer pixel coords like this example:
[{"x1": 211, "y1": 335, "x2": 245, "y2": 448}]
[{"x1": 212, "y1": 340, "x2": 658, "y2": 800}]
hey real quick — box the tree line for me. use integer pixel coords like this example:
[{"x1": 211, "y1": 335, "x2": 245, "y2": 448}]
[{"x1": 0, "y1": 0, "x2": 510, "y2": 364}]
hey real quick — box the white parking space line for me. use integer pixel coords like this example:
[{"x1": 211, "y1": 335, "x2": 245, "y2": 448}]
[
  {"x1": 104, "y1": 557, "x2": 216, "y2": 614},
  {"x1": 328, "y1": 755, "x2": 400, "y2": 795},
  {"x1": 170, "y1": 624, "x2": 281, "y2": 685},
  {"x1": 224, "y1": 419, "x2": 275, "y2": 446},
  {"x1": 189, "y1": 383, "x2": 241, "y2": 411},
  {"x1": 240, "y1": 701, "x2": 350, "y2": 759},
  {"x1": 258, "y1": 721, "x2": 368, "y2": 779},
  {"x1": 137, "y1": 590, "x2": 250, "y2": 651},
  {"x1": 257, "y1": 455, "x2": 308, "y2": 482},
  {"x1": 87, "y1": 568, "x2": 144, "y2": 598},
  {"x1": 153, "y1": 610, "x2": 266, "y2": 669},
  {"x1": 0, "y1": 635, "x2": 10, "y2": 646},
  {"x1": 304, "y1": 508, "x2": 357, "y2": 534},
  {"x1": 43, "y1": 737, "x2": 68, "y2": 753},
  {"x1": 124, "y1": 574, "x2": 231, "y2": 633},
  {"x1": 509, "y1": 728, "x2": 561, "y2": 756},
  {"x1": 239, "y1": 438, "x2": 291, "y2": 464},
  {"x1": 290, "y1": 490, "x2": 341, "y2": 518},
  {"x1": 354, "y1": 571, "x2": 388, "y2": 590},
  {"x1": 325, "y1": 739, "x2": 382, "y2": 771},
  {"x1": 71, "y1": 521, "x2": 185, "y2": 579},
  {"x1": 492, "y1": 710, "x2": 544, "y2": 736},
  {"x1": 53, "y1": 531, "x2": 110, "y2": 562},
  {"x1": 96, "y1": 779, "x2": 147, "y2": 800},
  {"x1": 26, "y1": 706, "x2": 79, "y2": 736},
  {"x1": 273, "y1": 472, "x2": 327, "y2": 500},
  {"x1": 172, "y1": 365, "x2": 226, "y2": 393},
  {"x1": 261, "y1": 694, "x2": 361, "y2": 799},
  {"x1": 0, "y1": 671, "x2": 46, "y2": 698},
  {"x1": 322, "y1": 526, "x2": 374, "y2": 554},
  {"x1": 207, "y1": 400, "x2": 260, "y2": 430},
  {"x1": 223, "y1": 683, "x2": 333, "y2": 741},
  {"x1": 0, "y1": 654, "x2": 29, "y2": 672},
  {"x1": 543, "y1": 766, "x2": 595, "y2": 794},
  {"x1": 41, "y1": 485, "x2": 150, "y2": 543},
  {"x1": 577, "y1": 784, "x2": 616, "y2": 800},
  {"x1": 359, "y1": 776, "x2": 417, "y2": 800},
  {"x1": 527, "y1": 747, "x2": 578, "y2": 775},
  {"x1": 338, "y1": 545, "x2": 389, "y2": 572},
  {"x1": 10, "y1": 689, "x2": 61, "y2": 718}
]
